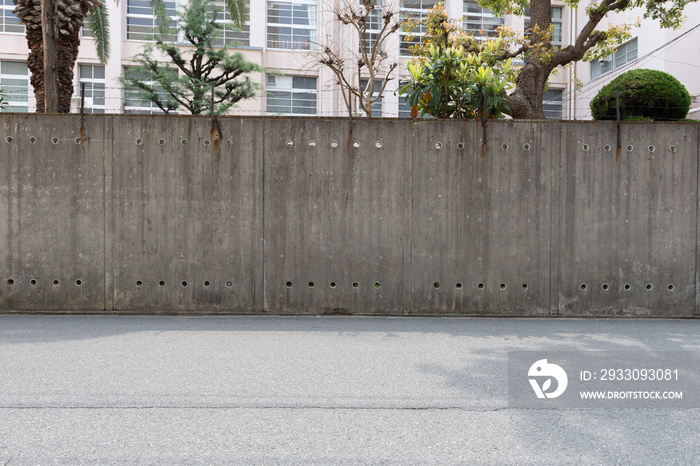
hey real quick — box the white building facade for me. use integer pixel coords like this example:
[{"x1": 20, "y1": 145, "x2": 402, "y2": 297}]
[{"x1": 0, "y1": 0, "x2": 697, "y2": 119}]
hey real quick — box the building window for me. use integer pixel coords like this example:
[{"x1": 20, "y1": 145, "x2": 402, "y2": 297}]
[
  {"x1": 123, "y1": 68, "x2": 178, "y2": 114},
  {"x1": 361, "y1": 2, "x2": 383, "y2": 55},
  {"x1": 266, "y1": 0, "x2": 317, "y2": 50},
  {"x1": 543, "y1": 88, "x2": 563, "y2": 119},
  {"x1": 524, "y1": 7, "x2": 563, "y2": 46},
  {"x1": 0, "y1": 61, "x2": 29, "y2": 113},
  {"x1": 400, "y1": 0, "x2": 439, "y2": 56},
  {"x1": 591, "y1": 38, "x2": 638, "y2": 79},
  {"x1": 77, "y1": 65, "x2": 106, "y2": 113},
  {"x1": 1, "y1": 0, "x2": 24, "y2": 33},
  {"x1": 266, "y1": 74, "x2": 317, "y2": 115},
  {"x1": 464, "y1": 0, "x2": 503, "y2": 40},
  {"x1": 126, "y1": 0, "x2": 178, "y2": 41},
  {"x1": 359, "y1": 79, "x2": 382, "y2": 117},
  {"x1": 212, "y1": 0, "x2": 250, "y2": 47}
]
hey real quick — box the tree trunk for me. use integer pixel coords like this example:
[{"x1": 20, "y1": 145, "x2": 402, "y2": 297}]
[
  {"x1": 41, "y1": 0, "x2": 58, "y2": 113},
  {"x1": 14, "y1": 0, "x2": 93, "y2": 113},
  {"x1": 507, "y1": 61, "x2": 553, "y2": 119}
]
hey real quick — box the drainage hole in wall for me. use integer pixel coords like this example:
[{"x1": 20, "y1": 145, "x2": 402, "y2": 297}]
[
  {"x1": 353, "y1": 141, "x2": 360, "y2": 148},
  {"x1": 331, "y1": 140, "x2": 339, "y2": 148},
  {"x1": 500, "y1": 283, "x2": 506, "y2": 290},
  {"x1": 181, "y1": 139, "x2": 188, "y2": 146},
  {"x1": 159, "y1": 281, "x2": 165, "y2": 287},
  {"x1": 51, "y1": 137, "x2": 59, "y2": 144},
  {"x1": 581, "y1": 283, "x2": 587, "y2": 290},
  {"x1": 204, "y1": 281, "x2": 211, "y2": 287},
  {"x1": 226, "y1": 139, "x2": 233, "y2": 146},
  {"x1": 352, "y1": 282, "x2": 359, "y2": 288},
  {"x1": 478, "y1": 283, "x2": 484, "y2": 290},
  {"x1": 582, "y1": 144, "x2": 590, "y2": 151},
  {"x1": 75, "y1": 280, "x2": 82, "y2": 286},
  {"x1": 376, "y1": 141, "x2": 383, "y2": 149},
  {"x1": 286, "y1": 281, "x2": 292, "y2": 288},
  {"x1": 646, "y1": 284, "x2": 652, "y2": 290},
  {"x1": 479, "y1": 143, "x2": 487, "y2": 150},
  {"x1": 7, "y1": 279, "x2": 14, "y2": 285},
  {"x1": 286, "y1": 140, "x2": 294, "y2": 147},
  {"x1": 668, "y1": 284, "x2": 674, "y2": 291},
  {"x1": 135, "y1": 138, "x2": 143, "y2": 145},
  {"x1": 626, "y1": 145, "x2": 634, "y2": 152},
  {"x1": 434, "y1": 282, "x2": 440, "y2": 289},
  {"x1": 308, "y1": 282, "x2": 315, "y2": 288},
  {"x1": 74, "y1": 137, "x2": 82, "y2": 144},
  {"x1": 5, "y1": 136, "x2": 12, "y2": 143},
  {"x1": 457, "y1": 142, "x2": 465, "y2": 150},
  {"x1": 226, "y1": 281, "x2": 233, "y2": 287},
  {"x1": 624, "y1": 284, "x2": 631, "y2": 291},
  {"x1": 604, "y1": 144, "x2": 612, "y2": 152},
  {"x1": 330, "y1": 282, "x2": 336, "y2": 288},
  {"x1": 30, "y1": 279, "x2": 37, "y2": 286},
  {"x1": 522, "y1": 283, "x2": 528, "y2": 290},
  {"x1": 181, "y1": 281, "x2": 188, "y2": 287},
  {"x1": 602, "y1": 283, "x2": 609, "y2": 291},
  {"x1": 435, "y1": 142, "x2": 442, "y2": 150},
  {"x1": 375, "y1": 282, "x2": 381, "y2": 289},
  {"x1": 669, "y1": 145, "x2": 677, "y2": 153},
  {"x1": 53, "y1": 280, "x2": 59, "y2": 286},
  {"x1": 29, "y1": 136, "x2": 36, "y2": 144},
  {"x1": 501, "y1": 143, "x2": 508, "y2": 150},
  {"x1": 136, "y1": 281, "x2": 143, "y2": 287},
  {"x1": 158, "y1": 138, "x2": 166, "y2": 145},
  {"x1": 308, "y1": 140, "x2": 316, "y2": 147},
  {"x1": 648, "y1": 145, "x2": 655, "y2": 153},
  {"x1": 203, "y1": 139, "x2": 211, "y2": 146},
  {"x1": 456, "y1": 283, "x2": 463, "y2": 289},
  {"x1": 523, "y1": 143, "x2": 531, "y2": 151}
]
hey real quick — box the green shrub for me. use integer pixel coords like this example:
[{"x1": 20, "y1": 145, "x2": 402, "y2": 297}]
[{"x1": 590, "y1": 69, "x2": 691, "y2": 121}]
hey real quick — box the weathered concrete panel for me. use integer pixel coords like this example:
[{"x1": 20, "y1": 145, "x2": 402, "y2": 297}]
[
  {"x1": 263, "y1": 119, "x2": 408, "y2": 314},
  {"x1": 558, "y1": 123, "x2": 698, "y2": 316},
  {"x1": 0, "y1": 115, "x2": 105, "y2": 311},
  {"x1": 111, "y1": 116, "x2": 263, "y2": 313},
  {"x1": 409, "y1": 120, "x2": 556, "y2": 315}
]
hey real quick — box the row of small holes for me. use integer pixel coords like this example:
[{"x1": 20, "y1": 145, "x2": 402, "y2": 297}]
[
  {"x1": 136, "y1": 280, "x2": 233, "y2": 287},
  {"x1": 581, "y1": 283, "x2": 674, "y2": 291},
  {"x1": 6, "y1": 279, "x2": 82, "y2": 286},
  {"x1": 282, "y1": 282, "x2": 532, "y2": 290},
  {"x1": 285, "y1": 282, "x2": 382, "y2": 289},
  {"x1": 2, "y1": 136, "x2": 679, "y2": 154}
]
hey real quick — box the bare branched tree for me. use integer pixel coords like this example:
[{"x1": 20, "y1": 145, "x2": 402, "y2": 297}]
[{"x1": 318, "y1": 0, "x2": 402, "y2": 117}]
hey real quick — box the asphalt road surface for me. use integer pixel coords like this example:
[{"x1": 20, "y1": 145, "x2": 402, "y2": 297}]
[{"x1": 1, "y1": 316, "x2": 698, "y2": 464}]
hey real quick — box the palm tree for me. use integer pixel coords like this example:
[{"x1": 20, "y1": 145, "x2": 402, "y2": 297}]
[{"x1": 12, "y1": 0, "x2": 248, "y2": 113}]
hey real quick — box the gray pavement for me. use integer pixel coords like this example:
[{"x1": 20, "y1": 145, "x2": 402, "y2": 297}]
[{"x1": 0, "y1": 316, "x2": 698, "y2": 464}]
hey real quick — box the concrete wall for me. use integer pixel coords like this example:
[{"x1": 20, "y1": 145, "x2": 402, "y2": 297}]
[{"x1": 1, "y1": 115, "x2": 698, "y2": 316}]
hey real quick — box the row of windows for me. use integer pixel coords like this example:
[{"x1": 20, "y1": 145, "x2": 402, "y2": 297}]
[
  {"x1": 0, "y1": 0, "x2": 565, "y2": 54},
  {"x1": 1, "y1": 60, "x2": 568, "y2": 119}
]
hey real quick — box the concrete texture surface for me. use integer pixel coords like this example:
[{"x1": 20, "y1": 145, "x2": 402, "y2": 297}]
[
  {"x1": 1, "y1": 115, "x2": 700, "y2": 316},
  {"x1": 0, "y1": 315, "x2": 698, "y2": 463}
]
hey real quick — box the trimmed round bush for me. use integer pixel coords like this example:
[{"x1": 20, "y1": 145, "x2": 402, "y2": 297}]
[{"x1": 590, "y1": 69, "x2": 691, "y2": 121}]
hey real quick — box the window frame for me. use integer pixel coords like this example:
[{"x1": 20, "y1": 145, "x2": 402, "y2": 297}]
[
  {"x1": 1, "y1": 0, "x2": 24, "y2": 34},
  {"x1": 77, "y1": 64, "x2": 106, "y2": 114},
  {"x1": 399, "y1": 0, "x2": 439, "y2": 56},
  {"x1": 265, "y1": 74, "x2": 317, "y2": 115},
  {"x1": 0, "y1": 61, "x2": 29, "y2": 113},
  {"x1": 266, "y1": 0, "x2": 318, "y2": 51},
  {"x1": 591, "y1": 38, "x2": 638, "y2": 79},
  {"x1": 463, "y1": 0, "x2": 504, "y2": 41},
  {"x1": 126, "y1": 0, "x2": 178, "y2": 42}
]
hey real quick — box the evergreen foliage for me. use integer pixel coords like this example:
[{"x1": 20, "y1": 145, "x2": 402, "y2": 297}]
[
  {"x1": 590, "y1": 69, "x2": 691, "y2": 121},
  {"x1": 121, "y1": 0, "x2": 261, "y2": 115}
]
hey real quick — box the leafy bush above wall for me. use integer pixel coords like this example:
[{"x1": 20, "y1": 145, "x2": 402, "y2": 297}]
[{"x1": 590, "y1": 69, "x2": 691, "y2": 121}]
